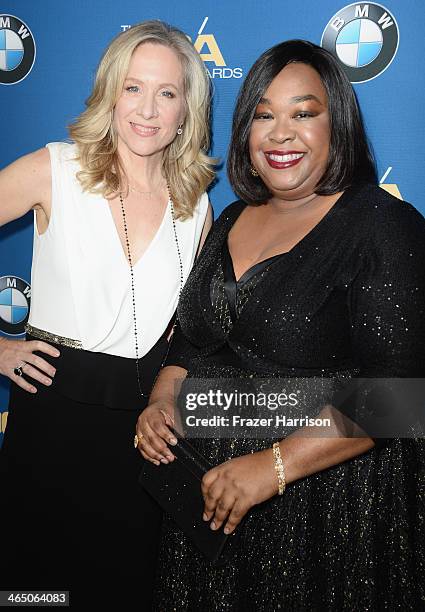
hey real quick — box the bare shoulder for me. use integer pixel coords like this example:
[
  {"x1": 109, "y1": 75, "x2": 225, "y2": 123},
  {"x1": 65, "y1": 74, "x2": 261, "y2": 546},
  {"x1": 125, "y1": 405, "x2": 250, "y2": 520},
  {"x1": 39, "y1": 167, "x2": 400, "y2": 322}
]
[
  {"x1": 9, "y1": 147, "x2": 50, "y2": 182},
  {"x1": 2, "y1": 147, "x2": 51, "y2": 186},
  {"x1": 0, "y1": 147, "x2": 52, "y2": 225}
]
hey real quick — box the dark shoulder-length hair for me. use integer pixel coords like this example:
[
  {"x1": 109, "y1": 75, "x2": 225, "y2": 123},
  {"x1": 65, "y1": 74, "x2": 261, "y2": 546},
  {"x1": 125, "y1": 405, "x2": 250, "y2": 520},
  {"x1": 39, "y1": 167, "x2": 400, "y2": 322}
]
[{"x1": 228, "y1": 39, "x2": 377, "y2": 205}]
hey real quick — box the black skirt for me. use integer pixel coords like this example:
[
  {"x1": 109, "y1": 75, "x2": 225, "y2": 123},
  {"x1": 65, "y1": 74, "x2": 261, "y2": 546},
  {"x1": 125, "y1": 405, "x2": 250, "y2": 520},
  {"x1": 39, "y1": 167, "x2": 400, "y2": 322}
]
[{"x1": 0, "y1": 334, "x2": 167, "y2": 609}]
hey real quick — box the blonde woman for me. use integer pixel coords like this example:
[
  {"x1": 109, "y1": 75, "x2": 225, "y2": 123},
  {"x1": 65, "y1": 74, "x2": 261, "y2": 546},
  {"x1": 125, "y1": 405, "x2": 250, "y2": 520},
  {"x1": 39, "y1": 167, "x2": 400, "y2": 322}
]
[{"x1": 0, "y1": 21, "x2": 214, "y2": 608}]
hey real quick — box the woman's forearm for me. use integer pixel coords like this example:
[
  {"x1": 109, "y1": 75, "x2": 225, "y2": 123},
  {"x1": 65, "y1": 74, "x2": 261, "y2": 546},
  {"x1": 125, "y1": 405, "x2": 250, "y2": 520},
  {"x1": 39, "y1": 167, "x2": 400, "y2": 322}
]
[
  {"x1": 149, "y1": 364, "x2": 188, "y2": 407},
  {"x1": 279, "y1": 405, "x2": 375, "y2": 485}
]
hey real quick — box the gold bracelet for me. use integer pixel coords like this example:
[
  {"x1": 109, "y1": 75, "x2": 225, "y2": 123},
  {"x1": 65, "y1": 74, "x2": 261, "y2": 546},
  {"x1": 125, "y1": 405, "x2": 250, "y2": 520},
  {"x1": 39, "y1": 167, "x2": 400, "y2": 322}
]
[{"x1": 272, "y1": 442, "x2": 286, "y2": 495}]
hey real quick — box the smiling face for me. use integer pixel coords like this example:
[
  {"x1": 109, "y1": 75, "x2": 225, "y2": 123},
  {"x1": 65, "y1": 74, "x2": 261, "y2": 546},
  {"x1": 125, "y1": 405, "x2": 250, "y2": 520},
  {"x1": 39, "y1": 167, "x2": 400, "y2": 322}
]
[
  {"x1": 248, "y1": 62, "x2": 330, "y2": 202},
  {"x1": 112, "y1": 42, "x2": 186, "y2": 161}
]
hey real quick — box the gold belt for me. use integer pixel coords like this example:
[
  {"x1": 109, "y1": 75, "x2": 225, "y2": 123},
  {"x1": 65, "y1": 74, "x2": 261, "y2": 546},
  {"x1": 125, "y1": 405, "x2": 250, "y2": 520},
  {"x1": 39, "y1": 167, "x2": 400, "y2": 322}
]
[{"x1": 25, "y1": 324, "x2": 83, "y2": 350}]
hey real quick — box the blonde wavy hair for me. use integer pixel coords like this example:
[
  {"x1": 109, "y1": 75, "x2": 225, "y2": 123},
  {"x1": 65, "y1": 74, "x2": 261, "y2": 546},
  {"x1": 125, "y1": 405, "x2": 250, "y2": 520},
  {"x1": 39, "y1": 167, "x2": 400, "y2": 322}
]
[{"x1": 68, "y1": 20, "x2": 215, "y2": 219}]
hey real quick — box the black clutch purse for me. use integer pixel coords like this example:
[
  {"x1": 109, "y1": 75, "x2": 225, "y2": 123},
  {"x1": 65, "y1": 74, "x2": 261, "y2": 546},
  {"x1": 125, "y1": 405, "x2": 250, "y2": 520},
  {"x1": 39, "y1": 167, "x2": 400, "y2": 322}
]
[{"x1": 139, "y1": 429, "x2": 232, "y2": 564}]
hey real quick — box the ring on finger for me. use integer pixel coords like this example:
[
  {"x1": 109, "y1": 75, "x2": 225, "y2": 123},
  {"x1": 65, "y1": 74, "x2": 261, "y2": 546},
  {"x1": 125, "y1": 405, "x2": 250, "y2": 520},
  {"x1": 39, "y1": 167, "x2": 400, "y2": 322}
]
[
  {"x1": 133, "y1": 433, "x2": 144, "y2": 448},
  {"x1": 13, "y1": 362, "x2": 26, "y2": 377}
]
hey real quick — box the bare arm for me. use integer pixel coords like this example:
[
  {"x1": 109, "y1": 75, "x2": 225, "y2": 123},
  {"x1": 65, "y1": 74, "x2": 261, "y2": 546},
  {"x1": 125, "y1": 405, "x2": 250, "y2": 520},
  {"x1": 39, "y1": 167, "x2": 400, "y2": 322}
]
[
  {"x1": 196, "y1": 201, "x2": 213, "y2": 256},
  {"x1": 149, "y1": 364, "x2": 187, "y2": 406},
  {"x1": 0, "y1": 147, "x2": 51, "y2": 227},
  {"x1": 276, "y1": 405, "x2": 374, "y2": 485},
  {"x1": 200, "y1": 407, "x2": 374, "y2": 534},
  {"x1": 0, "y1": 147, "x2": 58, "y2": 391}
]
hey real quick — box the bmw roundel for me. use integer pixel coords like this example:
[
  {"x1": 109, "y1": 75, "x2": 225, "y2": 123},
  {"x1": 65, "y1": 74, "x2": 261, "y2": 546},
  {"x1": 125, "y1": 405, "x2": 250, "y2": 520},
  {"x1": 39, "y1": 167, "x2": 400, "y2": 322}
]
[
  {"x1": 0, "y1": 14, "x2": 36, "y2": 85},
  {"x1": 0, "y1": 276, "x2": 31, "y2": 335},
  {"x1": 321, "y1": 3, "x2": 399, "y2": 83}
]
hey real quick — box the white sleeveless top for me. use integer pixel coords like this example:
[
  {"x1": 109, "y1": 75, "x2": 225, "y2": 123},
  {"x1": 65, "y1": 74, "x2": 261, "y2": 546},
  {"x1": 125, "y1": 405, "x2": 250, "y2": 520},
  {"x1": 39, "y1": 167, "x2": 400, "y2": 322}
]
[{"x1": 28, "y1": 142, "x2": 209, "y2": 358}]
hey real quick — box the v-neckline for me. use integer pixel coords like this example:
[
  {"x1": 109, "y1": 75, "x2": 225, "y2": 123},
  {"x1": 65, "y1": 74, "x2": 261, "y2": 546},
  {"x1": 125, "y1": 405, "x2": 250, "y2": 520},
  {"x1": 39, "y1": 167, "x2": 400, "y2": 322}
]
[
  {"x1": 221, "y1": 239, "x2": 286, "y2": 322},
  {"x1": 105, "y1": 197, "x2": 171, "y2": 270},
  {"x1": 222, "y1": 239, "x2": 286, "y2": 285},
  {"x1": 225, "y1": 187, "x2": 354, "y2": 282},
  {"x1": 201, "y1": 184, "x2": 359, "y2": 338}
]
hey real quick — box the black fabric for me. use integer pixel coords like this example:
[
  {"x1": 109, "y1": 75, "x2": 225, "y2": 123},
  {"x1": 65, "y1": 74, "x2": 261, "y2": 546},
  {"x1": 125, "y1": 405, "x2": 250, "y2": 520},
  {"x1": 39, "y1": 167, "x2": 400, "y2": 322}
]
[
  {"x1": 166, "y1": 183, "x2": 425, "y2": 432},
  {"x1": 166, "y1": 320, "x2": 201, "y2": 371},
  {"x1": 156, "y1": 183, "x2": 425, "y2": 610},
  {"x1": 0, "y1": 340, "x2": 164, "y2": 609},
  {"x1": 221, "y1": 238, "x2": 284, "y2": 322},
  {"x1": 24, "y1": 332, "x2": 169, "y2": 410}
]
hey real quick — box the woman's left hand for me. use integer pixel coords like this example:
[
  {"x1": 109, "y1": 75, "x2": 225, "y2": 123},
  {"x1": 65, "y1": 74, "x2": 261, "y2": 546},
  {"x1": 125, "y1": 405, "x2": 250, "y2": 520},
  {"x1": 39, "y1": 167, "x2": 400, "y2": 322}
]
[{"x1": 201, "y1": 448, "x2": 279, "y2": 534}]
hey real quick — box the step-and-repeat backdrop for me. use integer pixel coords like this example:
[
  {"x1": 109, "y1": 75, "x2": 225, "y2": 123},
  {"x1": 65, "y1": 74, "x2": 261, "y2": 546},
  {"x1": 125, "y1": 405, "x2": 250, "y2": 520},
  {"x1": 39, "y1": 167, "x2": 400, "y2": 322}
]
[{"x1": 0, "y1": 0, "x2": 424, "y2": 443}]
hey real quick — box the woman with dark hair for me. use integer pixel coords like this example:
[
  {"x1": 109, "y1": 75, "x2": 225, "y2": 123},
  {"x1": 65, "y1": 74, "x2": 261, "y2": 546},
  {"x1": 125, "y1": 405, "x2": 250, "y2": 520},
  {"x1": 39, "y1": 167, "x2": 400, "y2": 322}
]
[{"x1": 138, "y1": 40, "x2": 425, "y2": 610}]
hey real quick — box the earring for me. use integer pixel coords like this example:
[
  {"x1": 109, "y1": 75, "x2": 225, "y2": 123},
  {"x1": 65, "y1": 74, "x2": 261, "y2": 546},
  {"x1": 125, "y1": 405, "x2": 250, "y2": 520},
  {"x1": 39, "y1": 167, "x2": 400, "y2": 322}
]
[
  {"x1": 177, "y1": 125, "x2": 183, "y2": 135},
  {"x1": 250, "y1": 166, "x2": 259, "y2": 177}
]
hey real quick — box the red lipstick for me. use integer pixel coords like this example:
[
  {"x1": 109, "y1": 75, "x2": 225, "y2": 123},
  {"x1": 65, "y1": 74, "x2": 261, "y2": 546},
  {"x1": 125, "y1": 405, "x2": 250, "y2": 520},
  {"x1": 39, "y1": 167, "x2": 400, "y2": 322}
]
[{"x1": 264, "y1": 150, "x2": 305, "y2": 169}]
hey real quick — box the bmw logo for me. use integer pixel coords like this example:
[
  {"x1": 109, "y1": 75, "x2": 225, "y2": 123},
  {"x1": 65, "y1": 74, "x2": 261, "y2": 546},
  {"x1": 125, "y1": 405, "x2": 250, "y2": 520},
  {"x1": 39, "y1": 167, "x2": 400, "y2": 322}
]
[
  {"x1": 0, "y1": 276, "x2": 31, "y2": 335},
  {"x1": 321, "y1": 3, "x2": 399, "y2": 83},
  {"x1": 0, "y1": 14, "x2": 36, "y2": 85}
]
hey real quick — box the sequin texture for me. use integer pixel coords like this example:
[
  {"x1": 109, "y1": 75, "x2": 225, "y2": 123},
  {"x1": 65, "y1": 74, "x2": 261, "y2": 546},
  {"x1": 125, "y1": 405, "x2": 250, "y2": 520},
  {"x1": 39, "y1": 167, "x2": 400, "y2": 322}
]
[{"x1": 157, "y1": 184, "x2": 425, "y2": 611}]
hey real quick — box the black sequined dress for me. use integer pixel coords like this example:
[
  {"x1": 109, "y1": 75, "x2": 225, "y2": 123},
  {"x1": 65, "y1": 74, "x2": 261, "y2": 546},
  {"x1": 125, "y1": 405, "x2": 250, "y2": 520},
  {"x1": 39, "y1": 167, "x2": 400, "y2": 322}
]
[{"x1": 154, "y1": 184, "x2": 425, "y2": 611}]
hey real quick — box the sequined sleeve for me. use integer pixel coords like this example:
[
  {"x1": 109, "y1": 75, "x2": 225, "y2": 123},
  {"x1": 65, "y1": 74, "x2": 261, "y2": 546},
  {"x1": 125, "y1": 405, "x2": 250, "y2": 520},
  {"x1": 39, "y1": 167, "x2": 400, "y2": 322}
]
[
  {"x1": 333, "y1": 200, "x2": 425, "y2": 440},
  {"x1": 164, "y1": 320, "x2": 201, "y2": 371}
]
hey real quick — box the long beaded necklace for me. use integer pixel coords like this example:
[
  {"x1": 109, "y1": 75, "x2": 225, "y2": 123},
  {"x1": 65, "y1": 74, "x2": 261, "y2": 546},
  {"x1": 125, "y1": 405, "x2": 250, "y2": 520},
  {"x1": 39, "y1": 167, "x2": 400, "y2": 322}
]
[{"x1": 119, "y1": 187, "x2": 184, "y2": 398}]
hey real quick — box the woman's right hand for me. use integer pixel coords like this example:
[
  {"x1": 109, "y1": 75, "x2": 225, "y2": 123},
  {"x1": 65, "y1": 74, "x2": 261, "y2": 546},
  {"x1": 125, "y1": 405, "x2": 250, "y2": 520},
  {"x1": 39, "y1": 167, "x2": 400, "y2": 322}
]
[
  {"x1": 0, "y1": 337, "x2": 60, "y2": 393},
  {"x1": 135, "y1": 401, "x2": 178, "y2": 466}
]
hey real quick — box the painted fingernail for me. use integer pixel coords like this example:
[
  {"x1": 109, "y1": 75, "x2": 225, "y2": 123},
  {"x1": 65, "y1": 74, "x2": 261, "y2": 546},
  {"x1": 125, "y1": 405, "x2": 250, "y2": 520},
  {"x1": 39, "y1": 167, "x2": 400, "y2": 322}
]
[
  {"x1": 203, "y1": 513, "x2": 209, "y2": 521},
  {"x1": 53, "y1": 350, "x2": 60, "y2": 357},
  {"x1": 210, "y1": 521, "x2": 217, "y2": 530},
  {"x1": 45, "y1": 379, "x2": 52, "y2": 385},
  {"x1": 153, "y1": 460, "x2": 160, "y2": 466},
  {"x1": 169, "y1": 437, "x2": 177, "y2": 445},
  {"x1": 224, "y1": 527, "x2": 231, "y2": 534},
  {"x1": 160, "y1": 458, "x2": 169, "y2": 464}
]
